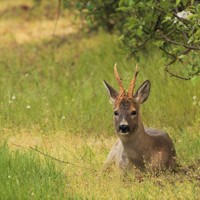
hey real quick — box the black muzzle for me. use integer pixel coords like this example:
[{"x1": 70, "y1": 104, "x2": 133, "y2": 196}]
[{"x1": 119, "y1": 124, "x2": 130, "y2": 133}]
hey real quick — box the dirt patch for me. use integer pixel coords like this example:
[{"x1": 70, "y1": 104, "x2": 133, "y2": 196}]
[
  {"x1": 1, "y1": 18, "x2": 77, "y2": 45},
  {"x1": 0, "y1": 1, "x2": 79, "y2": 45}
]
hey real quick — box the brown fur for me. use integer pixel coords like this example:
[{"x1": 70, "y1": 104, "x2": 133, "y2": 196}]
[{"x1": 103, "y1": 65, "x2": 177, "y2": 172}]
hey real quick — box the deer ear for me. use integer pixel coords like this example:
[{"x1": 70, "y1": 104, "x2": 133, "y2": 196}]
[
  {"x1": 134, "y1": 80, "x2": 151, "y2": 104},
  {"x1": 103, "y1": 80, "x2": 119, "y2": 104}
]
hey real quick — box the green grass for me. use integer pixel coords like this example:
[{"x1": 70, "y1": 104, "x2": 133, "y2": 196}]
[
  {"x1": 0, "y1": 136, "x2": 199, "y2": 200},
  {"x1": 0, "y1": 1, "x2": 200, "y2": 199},
  {"x1": 0, "y1": 31, "x2": 200, "y2": 134},
  {"x1": 0, "y1": 144, "x2": 71, "y2": 199}
]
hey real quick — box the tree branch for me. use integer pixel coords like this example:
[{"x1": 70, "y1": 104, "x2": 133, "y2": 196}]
[
  {"x1": 160, "y1": 47, "x2": 196, "y2": 80},
  {"x1": 159, "y1": 47, "x2": 176, "y2": 59},
  {"x1": 165, "y1": 48, "x2": 191, "y2": 66},
  {"x1": 135, "y1": 38, "x2": 150, "y2": 49},
  {"x1": 162, "y1": 35, "x2": 200, "y2": 50},
  {"x1": 165, "y1": 65, "x2": 200, "y2": 80},
  {"x1": 165, "y1": 66, "x2": 190, "y2": 80}
]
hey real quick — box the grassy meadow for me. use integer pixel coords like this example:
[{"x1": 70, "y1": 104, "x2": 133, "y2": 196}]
[{"x1": 0, "y1": 0, "x2": 200, "y2": 199}]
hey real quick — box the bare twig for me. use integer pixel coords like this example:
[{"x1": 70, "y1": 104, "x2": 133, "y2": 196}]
[
  {"x1": 166, "y1": 58, "x2": 177, "y2": 66},
  {"x1": 153, "y1": 14, "x2": 162, "y2": 31},
  {"x1": 159, "y1": 47, "x2": 176, "y2": 59},
  {"x1": 180, "y1": 48, "x2": 191, "y2": 56},
  {"x1": 160, "y1": 47, "x2": 191, "y2": 66},
  {"x1": 12, "y1": 143, "x2": 29, "y2": 150},
  {"x1": 136, "y1": 38, "x2": 150, "y2": 49},
  {"x1": 53, "y1": 0, "x2": 62, "y2": 35},
  {"x1": 12, "y1": 143, "x2": 97, "y2": 172},
  {"x1": 162, "y1": 35, "x2": 200, "y2": 50},
  {"x1": 159, "y1": 47, "x2": 177, "y2": 65},
  {"x1": 159, "y1": 47, "x2": 197, "y2": 80},
  {"x1": 165, "y1": 65, "x2": 200, "y2": 80},
  {"x1": 188, "y1": 69, "x2": 200, "y2": 77},
  {"x1": 176, "y1": 28, "x2": 189, "y2": 41},
  {"x1": 30, "y1": 147, "x2": 72, "y2": 164},
  {"x1": 164, "y1": 48, "x2": 191, "y2": 66},
  {"x1": 164, "y1": 66, "x2": 190, "y2": 80}
]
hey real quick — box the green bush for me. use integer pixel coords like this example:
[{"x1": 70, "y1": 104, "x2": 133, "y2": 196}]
[
  {"x1": 74, "y1": 0, "x2": 200, "y2": 80},
  {"x1": 75, "y1": 0, "x2": 120, "y2": 32}
]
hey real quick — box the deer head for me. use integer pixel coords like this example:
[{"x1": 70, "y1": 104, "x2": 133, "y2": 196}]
[{"x1": 104, "y1": 63, "x2": 151, "y2": 137}]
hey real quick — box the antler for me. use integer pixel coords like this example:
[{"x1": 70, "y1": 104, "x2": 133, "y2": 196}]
[
  {"x1": 114, "y1": 63, "x2": 125, "y2": 94},
  {"x1": 127, "y1": 63, "x2": 140, "y2": 97}
]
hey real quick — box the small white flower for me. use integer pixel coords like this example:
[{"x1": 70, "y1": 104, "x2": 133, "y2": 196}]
[
  {"x1": 8, "y1": 175, "x2": 11, "y2": 179},
  {"x1": 11, "y1": 95, "x2": 16, "y2": 100},
  {"x1": 174, "y1": 10, "x2": 192, "y2": 24},
  {"x1": 193, "y1": 96, "x2": 197, "y2": 100},
  {"x1": 31, "y1": 192, "x2": 34, "y2": 196},
  {"x1": 177, "y1": 10, "x2": 192, "y2": 19},
  {"x1": 61, "y1": 116, "x2": 66, "y2": 120},
  {"x1": 26, "y1": 105, "x2": 31, "y2": 109}
]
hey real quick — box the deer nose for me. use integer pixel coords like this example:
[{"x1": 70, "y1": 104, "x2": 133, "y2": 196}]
[{"x1": 119, "y1": 124, "x2": 130, "y2": 133}]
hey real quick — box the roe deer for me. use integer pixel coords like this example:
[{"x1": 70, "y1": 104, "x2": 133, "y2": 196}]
[{"x1": 103, "y1": 64, "x2": 177, "y2": 171}]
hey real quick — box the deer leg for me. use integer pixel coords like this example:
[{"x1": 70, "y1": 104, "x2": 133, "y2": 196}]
[{"x1": 102, "y1": 139, "x2": 121, "y2": 172}]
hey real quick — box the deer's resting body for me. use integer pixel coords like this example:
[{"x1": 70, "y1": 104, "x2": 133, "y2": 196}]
[{"x1": 103, "y1": 64, "x2": 176, "y2": 171}]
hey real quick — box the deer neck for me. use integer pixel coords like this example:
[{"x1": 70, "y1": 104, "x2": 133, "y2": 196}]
[{"x1": 119, "y1": 115, "x2": 147, "y2": 152}]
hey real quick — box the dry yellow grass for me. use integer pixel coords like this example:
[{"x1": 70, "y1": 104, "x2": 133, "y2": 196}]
[
  {"x1": 0, "y1": 18, "x2": 77, "y2": 45},
  {"x1": 0, "y1": 0, "x2": 78, "y2": 45}
]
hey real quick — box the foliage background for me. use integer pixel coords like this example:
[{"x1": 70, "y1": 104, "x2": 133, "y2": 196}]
[{"x1": 74, "y1": 0, "x2": 200, "y2": 80}]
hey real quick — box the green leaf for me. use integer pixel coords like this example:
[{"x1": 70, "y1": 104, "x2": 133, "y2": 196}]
[{"x1": 176, "y1": 0, "x2": 182, "y2": 6}]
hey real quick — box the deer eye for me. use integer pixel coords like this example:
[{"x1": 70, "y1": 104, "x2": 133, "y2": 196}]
[
  {"x1": 131, "y1": 111, "x2": 137, "y2": 116},
  {"x1": 114, "y1": 111, "x2": 119, "y2": 116}
]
